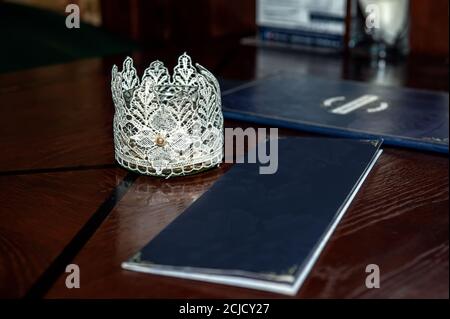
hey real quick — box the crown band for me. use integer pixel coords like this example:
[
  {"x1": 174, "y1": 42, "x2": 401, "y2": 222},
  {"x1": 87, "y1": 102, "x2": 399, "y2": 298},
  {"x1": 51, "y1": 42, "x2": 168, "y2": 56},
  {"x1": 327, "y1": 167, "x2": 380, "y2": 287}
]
[{"x1": 111, "y1": 53, "x2": 224, "y2": 178}]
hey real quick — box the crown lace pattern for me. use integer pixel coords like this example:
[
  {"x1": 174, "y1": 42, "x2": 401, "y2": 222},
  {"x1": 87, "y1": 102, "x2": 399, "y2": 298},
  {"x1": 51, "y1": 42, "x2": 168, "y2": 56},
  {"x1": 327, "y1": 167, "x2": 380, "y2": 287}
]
[{"x1": 111, "y1": 53, "x2": 224, "y2": 178}]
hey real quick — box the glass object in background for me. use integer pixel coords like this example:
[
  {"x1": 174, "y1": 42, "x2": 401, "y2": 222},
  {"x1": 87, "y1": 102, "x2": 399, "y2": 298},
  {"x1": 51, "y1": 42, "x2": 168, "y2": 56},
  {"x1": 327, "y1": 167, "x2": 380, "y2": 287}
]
[{"x1": 353, "y1": 0, "x2": 410, "y2": 59}]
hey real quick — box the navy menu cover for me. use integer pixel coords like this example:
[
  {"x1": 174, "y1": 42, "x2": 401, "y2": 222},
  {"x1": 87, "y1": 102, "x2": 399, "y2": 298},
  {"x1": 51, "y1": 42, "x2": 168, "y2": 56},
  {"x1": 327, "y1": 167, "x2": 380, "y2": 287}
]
[
  {"x1": 122, "y1": 138, "x2": 382, "y2": 295},
  {"x1": 221, "y1": 73, "x2": 449, "y2": 153}
]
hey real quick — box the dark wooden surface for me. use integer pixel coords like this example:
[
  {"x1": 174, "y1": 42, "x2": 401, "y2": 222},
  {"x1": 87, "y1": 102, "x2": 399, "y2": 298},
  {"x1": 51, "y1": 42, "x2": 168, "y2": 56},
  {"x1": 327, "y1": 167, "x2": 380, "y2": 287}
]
[
  {"x1": 0, "y1": 169, "x2": 126, "y2": 298},
  {"x1": 0, "y1": 40, "x2": 448, "y2": 298}
]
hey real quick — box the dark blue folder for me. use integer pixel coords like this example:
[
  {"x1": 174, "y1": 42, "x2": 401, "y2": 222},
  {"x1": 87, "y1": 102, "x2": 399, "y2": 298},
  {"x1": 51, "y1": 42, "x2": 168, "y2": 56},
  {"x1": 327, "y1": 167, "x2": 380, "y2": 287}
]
[
  {"x1": 221, "y1": 73, "x2": 449, "y2": 153},
  {"x1": 123, "y1": 138, "x2": 382, "y2": 295}
]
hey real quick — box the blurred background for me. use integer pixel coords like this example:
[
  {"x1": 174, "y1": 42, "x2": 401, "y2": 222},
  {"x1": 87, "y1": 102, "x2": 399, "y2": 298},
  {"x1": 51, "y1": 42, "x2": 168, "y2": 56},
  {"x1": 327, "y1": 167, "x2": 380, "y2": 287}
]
[{"x1": 0, "y1": 0, "x2": 448, "y2": 90}]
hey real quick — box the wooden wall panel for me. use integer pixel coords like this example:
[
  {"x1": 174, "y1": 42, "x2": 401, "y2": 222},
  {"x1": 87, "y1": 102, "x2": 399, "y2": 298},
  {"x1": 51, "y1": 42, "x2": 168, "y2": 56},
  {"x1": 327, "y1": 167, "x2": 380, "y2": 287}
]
[
  {"x1": 409, "y1": 0, "x2": 449, "y2": 57},
  {"x1": 101, "y1": 0, "x2": 256, "y2": 45}
]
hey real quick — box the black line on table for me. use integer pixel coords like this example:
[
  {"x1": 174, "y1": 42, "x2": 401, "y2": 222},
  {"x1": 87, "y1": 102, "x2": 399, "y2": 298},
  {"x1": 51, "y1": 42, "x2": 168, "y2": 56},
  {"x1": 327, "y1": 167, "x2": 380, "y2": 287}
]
[
  {"x1": 0, "y1": 164, "x2": 117, "y2": 177},
  {"x1": 24, "y1": 172, "x2": 139, "y2": 299}
]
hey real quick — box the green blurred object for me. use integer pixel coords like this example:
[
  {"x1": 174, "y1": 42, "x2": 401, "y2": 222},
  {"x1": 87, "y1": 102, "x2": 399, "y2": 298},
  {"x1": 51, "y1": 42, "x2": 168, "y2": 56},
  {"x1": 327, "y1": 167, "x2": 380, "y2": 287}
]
[{"x1": 0, "y1": 2, "x2": 138, "y2": 73}]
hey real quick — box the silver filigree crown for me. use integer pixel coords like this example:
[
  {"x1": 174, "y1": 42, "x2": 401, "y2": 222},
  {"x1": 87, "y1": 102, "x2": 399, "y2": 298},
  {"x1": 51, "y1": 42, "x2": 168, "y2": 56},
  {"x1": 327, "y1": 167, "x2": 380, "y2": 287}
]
[{"x1": 111, "y1": 53, "x2": 224, "y2": 177}]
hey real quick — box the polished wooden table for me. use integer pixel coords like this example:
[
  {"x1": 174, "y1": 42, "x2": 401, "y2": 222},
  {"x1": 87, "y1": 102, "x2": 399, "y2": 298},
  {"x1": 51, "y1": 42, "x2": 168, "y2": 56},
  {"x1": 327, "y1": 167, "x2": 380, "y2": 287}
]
[{"x1": 0, "y1": 43, "x2": 448, "y2": 298}]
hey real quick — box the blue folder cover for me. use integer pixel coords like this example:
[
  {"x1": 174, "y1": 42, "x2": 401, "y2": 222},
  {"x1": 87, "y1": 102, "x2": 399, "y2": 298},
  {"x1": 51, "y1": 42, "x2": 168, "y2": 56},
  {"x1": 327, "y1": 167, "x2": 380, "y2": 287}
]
[
  {"x1": 221, "y1": 73, "x2": 449, "y2": 153},
  {"x1": 122, "y1": 138, "x2": 382, "y2": 295}
]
